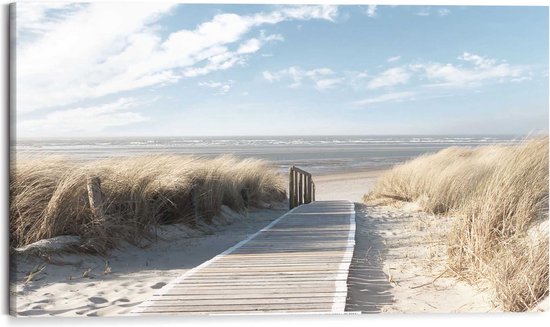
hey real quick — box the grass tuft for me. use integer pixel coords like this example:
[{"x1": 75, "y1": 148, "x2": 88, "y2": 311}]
[
  {"x1": 365, "y1": 137, "x2": 549, "y2": 311},
  {"x1": 10, "y1": 155, "x2": 286, "y2": 253}
]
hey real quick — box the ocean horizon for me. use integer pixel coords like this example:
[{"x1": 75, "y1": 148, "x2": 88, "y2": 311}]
[{"x1": 14, "y1": 134, "x2": 526, "y2": 175}]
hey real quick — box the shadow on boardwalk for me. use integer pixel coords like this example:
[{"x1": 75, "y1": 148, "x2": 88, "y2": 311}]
[{"x1": 345, "y1": 203, "x2": 394, "y2": 313}]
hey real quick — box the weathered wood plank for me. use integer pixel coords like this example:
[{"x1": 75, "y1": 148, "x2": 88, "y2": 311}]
[
  {"x1": 132, "y1": 200, "x2": 356, "y2": 316},
  {"x1": 298, "y1": 173, "x2": 303, "y2": 205},
  {"x1": 155, "y1": 292, "x2": 347, "y2": 299},
  {"x1": 148, "y1": 297, "x2": 345, "y2": 306},
  {"x1": 142, "y1": 308, "x2": 332, "y2": 316},
  {"x1": 140, "y1": 302, "x2": 333, "y2": 313}
]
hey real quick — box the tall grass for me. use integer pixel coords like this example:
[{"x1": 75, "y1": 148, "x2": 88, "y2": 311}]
[
  {"x1": 364, "y1": 137, "x2": 549, "y2": 311},
  {"x1": 10, "y1": 155, "x2": 286, "y2": 252}
]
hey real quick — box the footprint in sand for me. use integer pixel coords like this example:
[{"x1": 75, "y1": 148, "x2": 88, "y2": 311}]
[
  {"x1": 150, "y1": 282, "x2": 166, "y2": 289},
  {"x1": 88, "y1": 297, "x2": 108, "y2": 304},
  {"x1": 113, "y1": 298, "x2": 130, "y2": 304}
]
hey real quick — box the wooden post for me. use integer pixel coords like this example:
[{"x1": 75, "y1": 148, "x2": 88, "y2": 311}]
[
  {"x1": 289, "y1": 168, "x2": 294, "y2": 209},
  {"x1": 307, "y1": 176, "x2": 312, "y2": 204},
  {"x1": 86, "y1": 176, "x2": 104, "y2": 219},
  {"x1": 288, "y1": 166, "x2": 315, "y2": 207},
  {"x1": 298, "y1": 173, "x2": 303, "y2": 205},
  {"x1": 305, "y1": 175, "x2": 310, "y2": 203},
  {"x1": 293, "y1": 170, "x2": 298, "y2": 207}
]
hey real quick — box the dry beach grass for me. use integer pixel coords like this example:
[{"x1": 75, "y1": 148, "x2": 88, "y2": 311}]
[
  {"x1": 10, "y1": 155, "x2": 286, "y2": 253},
  {"x1": 364, "y1": 137, "x2": 549, "y2": 311}
]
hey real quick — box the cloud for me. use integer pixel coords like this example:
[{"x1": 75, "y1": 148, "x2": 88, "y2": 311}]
[
  {"x1": 198, "y1": 80, "x2": 234, "y2": 94},
  {"x1": 16, "y1": 2, "x2": 85, "y2": 37},
  {"x1": 415, "y1": 7, "x2": 451, "y2": 17},
  {"x1": 367, "y1": 67, "x2": 411, "y2": 89},
  {"x1": 352, "y1": 91, "x2": 416, "y2": 106},
  {"x1": 366, "y1": 5, "x2": 377, "y2": 17},
  {"x1": 262, "y1": 66, "x2": 338, "y2": 90},
  {"x1": 387, "y1": 56, "x2": 401, "y2": 63},
  {"x1": 237, "y1": 32, "x2": 284, "y2": 55},
  {"x1": 437, "y1": 8, "x2": 451, "y2": 16},
  {"x1": 17, "y1": 98, "x2": 149, "y2": 136},
  {"x1": 263, "y1": 52, "x2": 529, "y2": 94},
  {"x1": 315, "y1": 78, "x2": 344, "y2": 90},
  {"x1": 412, "y1": 52, "x2": 528, "y2": 87},
  {"x1": 16, "y1": 4, "x2": 338, "y2": 112},
  {"x1": 416, "y1": 8, "x2": 431, "y2": 16}
]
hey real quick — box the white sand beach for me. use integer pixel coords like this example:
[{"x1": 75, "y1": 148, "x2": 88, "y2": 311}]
[
  {"x1": 12, "y1": 169, "x2": 496, "y2": 316},
  {"x1": 11, "y1": 206, "x2": 287, "y2": 317}
]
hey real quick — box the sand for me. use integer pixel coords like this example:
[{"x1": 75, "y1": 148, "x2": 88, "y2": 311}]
[
  {"x1": 346, "y1": 203, "x2": 496, "y2": 313},
  {"x1": 11, "y1": 168, "x2": 498, "y2": 316},
  {"x1": 314, "y1": 170, "x2": 383, "y2": 202},
  {"x1": 11, "y1": 206, "x2": 287, "y2": 317}
]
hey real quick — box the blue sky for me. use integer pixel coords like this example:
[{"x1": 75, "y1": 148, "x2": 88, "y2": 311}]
[{"x1": 15, "y1": 3, "x2": 549, "y2": 137}]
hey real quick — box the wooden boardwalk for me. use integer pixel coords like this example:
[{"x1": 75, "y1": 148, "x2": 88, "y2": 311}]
[{"x1": 131, "y1": 200, "x2": 356, "y2": 315}]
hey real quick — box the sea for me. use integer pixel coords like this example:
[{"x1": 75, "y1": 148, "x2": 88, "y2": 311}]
[{"x1": 14, "y1": 135, "x2": 524, "y2": 175}]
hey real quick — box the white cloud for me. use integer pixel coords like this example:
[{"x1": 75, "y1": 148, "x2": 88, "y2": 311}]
[
  {"x1": 366, "y1": 5, "x2": 377, "y2": 17},
  {"x1": 262, "y1": 66, "x2": 337, "y2": 90},
  {"x1": 437, "y1": 8, "x2": 451, "y2": 17},
  {"x1": 458, "y1": 52, "x2": 496, "y2": 68},
  {"x1": 16, "y1": 2, "x2": 84, "y2": 37},
  {"x1": 315, "y1": 78, "x2": 344, "y2": 90},
  {"x1": 413, "y1": 52, "x2": 527, "y2": 87},
  {"x1": 346, "y1": 70, "x2": 369, "y2": 90},
  {"x1": 367, "y1": 67, "x2": 411, "y2": 89},
  {"x1": 17, "y1": 4, "x2": 338, "y2": 112},
  {"x1": 17, "y1": 98, "x2": 149, "y2": 136},
  {"x1": 415, "y1": 7, "x2": 451, "y2": 17},
  {"x1": 198, "y1": 80, "x2": 234, "y2": 94},
  {"x1": 416, "y1": 8, "x2": 431, "y2": 16},
  {"x1": 387, "y1": 56, "x2": 401, "y2": 63},
  {"x1": 237, "y1": 32, "x2": 284, "y2": 54},
  {"x1": 353, "y1": 91, "x2": 416, "y2": 106}
]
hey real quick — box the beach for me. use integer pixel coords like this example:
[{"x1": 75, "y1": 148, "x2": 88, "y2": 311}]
[
  {"x1": 11, "y1": 167, "x2": 498, "y2": 316},
  {"x1": 12, "y1": 206, "x2": 287, "y2": 316}
]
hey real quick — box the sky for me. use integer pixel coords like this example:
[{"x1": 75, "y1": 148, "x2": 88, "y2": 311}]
[{"x1": 14, "y1": 2, "x2": 549, "y2": 137}]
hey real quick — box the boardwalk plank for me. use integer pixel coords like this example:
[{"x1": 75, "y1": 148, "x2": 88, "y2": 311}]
[{"x1": 131, "y1": 200, "x2": 355, "y2": 316}]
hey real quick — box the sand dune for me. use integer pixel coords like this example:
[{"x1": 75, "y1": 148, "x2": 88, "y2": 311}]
[{"x1": 12, "y1": 169, "x2": 497, "y2": 316}]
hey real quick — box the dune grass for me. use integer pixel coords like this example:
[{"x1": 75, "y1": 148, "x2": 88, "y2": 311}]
[
  {"x1": 10, "y1": 155, "x2": 286, "y2": 253},
  {"x1": 364, "y1": 137, "x2": 549, "y2": 311}
]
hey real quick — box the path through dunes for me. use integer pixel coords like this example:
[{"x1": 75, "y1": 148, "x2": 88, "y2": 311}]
[{"x1": 131, "y1": 200, "x2": 356, "y2": 315}]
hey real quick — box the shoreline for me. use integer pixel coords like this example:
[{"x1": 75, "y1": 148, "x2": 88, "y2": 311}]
[{"x1": 314, "y1": 168, "x2": 388, "y2": 181}]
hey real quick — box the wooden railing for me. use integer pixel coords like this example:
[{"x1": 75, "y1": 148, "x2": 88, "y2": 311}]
[{"x1": 289, "y1": 166, "x2": 315, "y2": 209}]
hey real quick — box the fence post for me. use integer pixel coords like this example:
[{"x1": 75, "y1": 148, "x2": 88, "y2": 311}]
[
  {"x1": 305, "y1": 175, "x2": 310, "y2": 203},
  {"x1": 289, "y1": 168, "x2": 294, "y2": 209},
  {"x1": 294, "y1": 170, "x2": 297, "y2": 209},
  {"x1": 86, "y1": 176, "x2": 104, "y2": 220},
  {"x1": 306, "y1": 176, "x2": 312, "y2": 203},
  {"x1": 298, "y1": 173, "x2": 303, "y2": 205},
  {"x1": 289, "y1": 167, "x2": 316, "y2": 208}
]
